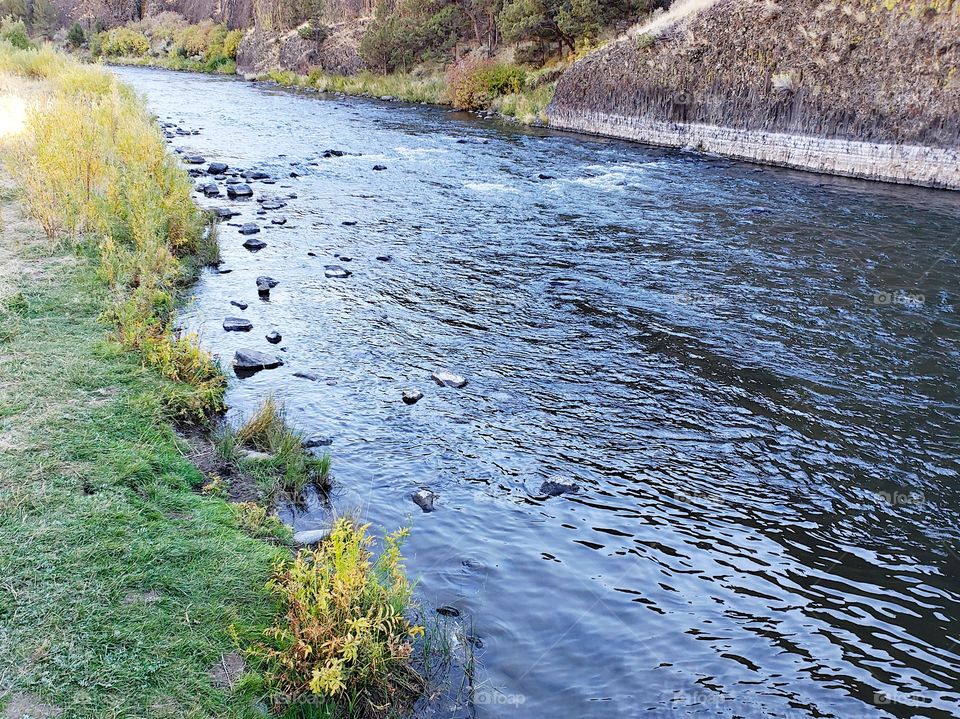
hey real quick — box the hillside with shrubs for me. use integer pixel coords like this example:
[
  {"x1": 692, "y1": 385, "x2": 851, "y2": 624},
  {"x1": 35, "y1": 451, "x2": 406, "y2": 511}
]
[{"x1": 1, "y1": 0, "x2": 666, "y2": 120}]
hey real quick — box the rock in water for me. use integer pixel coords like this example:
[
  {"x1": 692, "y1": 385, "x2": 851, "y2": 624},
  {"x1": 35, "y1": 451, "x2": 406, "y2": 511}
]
[
  {"x1": 431, "y1": 370, "x2": 467, "y2": 388},
  {"x1": 303, "y1": 435, "x2": 332, "y2": 448},
  {"x1": 435, "y1": 605, "x2": 460, "y2": 617},
  {"x1": 539, "y1": 478, "x2": 580, "y2": 497},
  {"x1": 202, "y1": 183, "x2": 220, "y2": 197},
  {"x1": 412, "y1": 489, "x2": 436, "y2": 513},
  {"x1": 213, "y1": 207, "x2": 238, "y2": 219},
  {"x1": 324, "y1": 265, "x2": 352, "y2": 279},
  {"x1": 402, "y1": 390, "x2": 424, "y2": 405},
  {"x1": 261, "y1": 200, "x2": 286, "y2": 210},
  {"x1": 293, "y1": 528, "x2": 331, "y2": 545},
  {"x1": 293, "y1": 371, "x2": 319, "y2": 381},
  {"x1": 256, "y1": 276, "x2": 278, "y2": 296},
  {"x1": 239, "y1": 223, "x2": 260, "y2": 235},
  {"x1": 227, "y1": 183, "x2": 253, "y2": 198},
  {"x1": 243, "y1": 170, "x2": 269, "y2": 180},
  {"x1": 376, "y1": 254, "x2": 392, "y2": 262},
  {"x1": 372, "y1": 164, "x2": 387, "y2": 171},
  {"x1": 233, "y1": 349, "x2": 283, "y2": 373},
  {"x1": 207, "y1": 161, "x2": 229, "y2": 174},
  {"x1": 271, "y1": 217, "x2": 287, "y2": 225},
  {"x1": 243, "y1": 238, "x2": 267, "y2": 251},
  {"x1": 265, "y1": 331, "x2": 282, "y2": 344},
  {"x1": 184, "y1": 155, "x2": 205, "y2": 164},
  {"x1": 230, "y1": 300, "x2": 248, "y2": 310},
  {"x1": 223, "y1": 317, "x2": 253, "y2": 332}
]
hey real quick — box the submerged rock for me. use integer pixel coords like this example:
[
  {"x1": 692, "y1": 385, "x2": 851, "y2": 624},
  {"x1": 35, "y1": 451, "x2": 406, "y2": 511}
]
[
  {"x1": 304, "y1": 435, "x2": 332, "y2": 448},
  {"x1": 265, "y1": 330, "x2": 282, "y2": 344},
  {"x1": 539, "y1": 478, "x2": 580, "y2": 497},
  {"x1": 324, "y1": 265, "x2": 352, "y2": 279},
  {"x1": 402, "y1": 390, "x2": 424, "y2": 405},
  {"x1": 431, "y1": 370, "x2": 468, "y2": 388},
  {"x1": 227, "y1": 183, "x2": 253, "y2": 198},
  {"x1": 239, "y1": 222, "x2": 260, "y2": 235},
  {"x1": 435, "y1": 605, "x2": 460, "y2": 617},
  {"x1": 230, "y1": 300, "x2": 248, "y2": 310},
  {"x1": 294, "y1": 528, "x2": 331, "y2": 545},
  {"x1": 233, "y1": 349, "x2": 283, "y2": 372},
  {"x1": 223, "y1": 317, "x2": 253, "y2": 332},
  {"x1": 293, "y1": 371, "x2": 319, "y2": 381},
  {"x1": 412, "y1": 489, "x2": 436, "y2": 513},
  {"x1": 538, "y1": 173, "x2": 556, "y2": 180},
  {"x1": 372, "y1": 164, "x2": 387, "y2": 171},
  {"x1": 261, "y1": 199, "x2": 286, "y2": 210}
]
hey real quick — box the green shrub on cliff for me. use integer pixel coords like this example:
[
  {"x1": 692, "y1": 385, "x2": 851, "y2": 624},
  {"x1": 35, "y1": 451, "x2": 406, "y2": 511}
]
[{"x1": 446, "y1": 58, "x2": 525, "y2": 110}]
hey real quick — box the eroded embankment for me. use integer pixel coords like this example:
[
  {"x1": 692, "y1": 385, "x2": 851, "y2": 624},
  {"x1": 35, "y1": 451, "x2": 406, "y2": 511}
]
[{"x1": 549, "y1": 0, "x2": 960, "y2": 189}]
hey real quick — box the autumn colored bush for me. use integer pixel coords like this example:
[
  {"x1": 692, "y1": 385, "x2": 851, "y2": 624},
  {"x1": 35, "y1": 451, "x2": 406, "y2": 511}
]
[{"x1": 446, "y1": 58, "x2": 525, "y2": 110}]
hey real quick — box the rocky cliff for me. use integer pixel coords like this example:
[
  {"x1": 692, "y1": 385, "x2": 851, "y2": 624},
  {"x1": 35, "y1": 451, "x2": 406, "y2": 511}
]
[{"x1": 548, "y1": 0, "x2": 960, "y2": 189}]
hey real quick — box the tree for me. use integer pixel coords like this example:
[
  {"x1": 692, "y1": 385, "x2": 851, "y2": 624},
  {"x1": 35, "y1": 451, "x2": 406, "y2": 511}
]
[
  {"x1": 498, "y1": 0, "x2": 604, "y2": 53},
  {"x1": 67, "y1": 21, "x2": 86, "y2": 46},
  {"x1": 29, "y1": 0, "x2": 56, "y2": 37}
]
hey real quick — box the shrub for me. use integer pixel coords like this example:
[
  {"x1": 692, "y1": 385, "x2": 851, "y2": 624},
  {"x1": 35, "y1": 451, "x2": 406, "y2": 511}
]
[
  {"x1": 4, "y1": 48, "x2": 223, "y2": 420},
  {"x1": 0, "y1": 16, "x2": 32, "y2": 49},
  {"x1": 446, "y1": 58, "x2": 525, "y2": 111},
  {"x1": 66, "y1": 22, "x2": 86, "y2": 47},
  {"x1": 99, "y1": 27, "x2": 149, "y2": 57},
  {"x1": 246, "y1": 518, "x2": 423, "y2": 715}
]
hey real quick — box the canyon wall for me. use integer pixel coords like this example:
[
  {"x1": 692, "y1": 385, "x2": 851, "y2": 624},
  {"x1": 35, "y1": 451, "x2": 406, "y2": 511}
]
[{"x1": 548, "y1": 0, "x2": 960, "y2": 189}]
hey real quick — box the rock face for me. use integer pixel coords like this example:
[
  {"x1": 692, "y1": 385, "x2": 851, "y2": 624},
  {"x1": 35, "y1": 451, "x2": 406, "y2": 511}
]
[
  {"x1": 223, "y1": 316, "x2": 253, "y2": 332},
  {"x1": 431, "y1": 370, "x2": 467, "y2": 388},
  {"x1": 235, "y1": 25, "x2": 364, "y2": 77},
  {"x1": 548, "y1": 0, "x2": 960, "y2": 190},
  {"x1": 233, "y1": 349, "x2": 283, "y2": 372}
]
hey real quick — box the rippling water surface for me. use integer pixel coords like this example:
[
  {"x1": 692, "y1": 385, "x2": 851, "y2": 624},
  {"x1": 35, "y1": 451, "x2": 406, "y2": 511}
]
[{"x1": 115, "y1": 66, "x2": 960, "y2": 718}]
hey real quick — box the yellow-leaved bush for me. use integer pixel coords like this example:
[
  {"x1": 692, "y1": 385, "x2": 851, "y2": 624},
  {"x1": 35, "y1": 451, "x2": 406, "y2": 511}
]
[
  {"x1": 249, "y1": 518, "x2": 424, "y2": 716},
  {"x1": 2, "y1": 45, "x2": 224, "y2": 420}
]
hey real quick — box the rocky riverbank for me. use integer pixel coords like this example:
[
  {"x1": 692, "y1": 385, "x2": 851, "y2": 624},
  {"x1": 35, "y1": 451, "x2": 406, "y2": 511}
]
[{"x1": 549, "y1": 0, "x2": 960, "y2": 189}]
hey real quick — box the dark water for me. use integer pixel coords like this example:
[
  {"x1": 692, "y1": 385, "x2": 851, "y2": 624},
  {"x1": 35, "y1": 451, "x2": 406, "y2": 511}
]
[{"x1": 115, "y1": 66, "x2": 960, "y2": 718}]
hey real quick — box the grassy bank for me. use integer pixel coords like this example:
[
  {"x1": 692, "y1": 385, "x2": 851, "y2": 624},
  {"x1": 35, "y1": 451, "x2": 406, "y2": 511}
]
[{"x1": 1, "y1": 41, "x2": 428, "y2": 717}]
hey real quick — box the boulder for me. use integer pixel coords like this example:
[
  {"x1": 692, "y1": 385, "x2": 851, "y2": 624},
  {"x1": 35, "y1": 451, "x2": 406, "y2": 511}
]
[
  {"x1": 243, "y1": 238, "x2": 267, "y2": 251},
  {"x1": 184, "y1": 155, "x2": 205, "y2": 164},
  {"x1": 539, "y1": 478, "x2": 580, "y2": 497},
  {"x1": 233, "y1": 349, "x2": 283, "y2": 372},
  {"x1": 294, "y1": 528, "x2": 331, "y2": 545},
  {"x1": 239, "y1": 223, "x2": 260, "y2": 235},
  {"x1": 243, "y1": 170, "x2": 270, "y2": 180},
  {"x1": 227, "y1": 183, "x2": 253, "y2": 198},
  {"x1": 256, "y1": 276, "x2": 279, "y2": 292},
  {"x1": 431, "y1": 370, "x2": 467, "y2": 388},
  {"x1": 402, "y1": 390, "x2": 423, "y2": 405},
  {"x1": 208, "y1": 161, "x2": 229, "y2": 174},
  {"x1": 412, "y1": 489, "x2": 436, "y2": 513},
  {"x1": 324, "y1": 265, "x2": 352, "y2": 279},
  {"x1": 202, "y1": 183, "x2": 221, "y2": 197},
  {"x1": 265, "y1": 331, "x2": 282, "y2": 344},
  {"x1": 223, "y1": 317, "x2": 253, "y2": 332},
  {"x1": 213, "y1": 207, "x2": 239, "y2": 219}
]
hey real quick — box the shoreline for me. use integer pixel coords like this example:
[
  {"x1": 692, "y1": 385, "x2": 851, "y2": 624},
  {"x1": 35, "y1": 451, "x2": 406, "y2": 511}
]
[{"x1": 547, "y1": 108, "x2": 960, "y2": 191}]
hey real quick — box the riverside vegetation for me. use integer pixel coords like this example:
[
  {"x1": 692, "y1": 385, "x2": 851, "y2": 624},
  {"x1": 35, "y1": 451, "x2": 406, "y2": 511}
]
[{"x1": 0, "y1": 41, "x2": 432, "y2": 717}]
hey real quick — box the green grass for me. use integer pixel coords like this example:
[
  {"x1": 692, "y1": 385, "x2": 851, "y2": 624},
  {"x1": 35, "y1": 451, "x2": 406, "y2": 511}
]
[{"x1": 0, "y1": 249, "x2": 285, "y2": 717}]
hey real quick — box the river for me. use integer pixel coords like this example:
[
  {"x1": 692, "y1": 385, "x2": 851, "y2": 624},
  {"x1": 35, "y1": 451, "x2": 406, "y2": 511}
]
[{"x1": 114, "y1": 66, "x2": 960, "y2": 718}]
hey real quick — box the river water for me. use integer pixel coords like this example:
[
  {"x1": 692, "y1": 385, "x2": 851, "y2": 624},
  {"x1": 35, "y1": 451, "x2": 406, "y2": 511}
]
[{"x1": 115, "y1": 66, "x2": 960, "y2": 718}]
